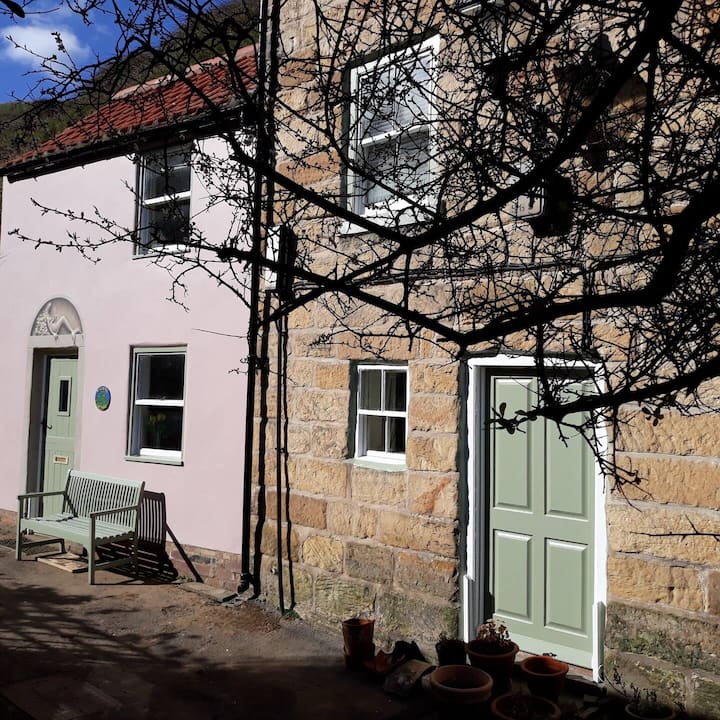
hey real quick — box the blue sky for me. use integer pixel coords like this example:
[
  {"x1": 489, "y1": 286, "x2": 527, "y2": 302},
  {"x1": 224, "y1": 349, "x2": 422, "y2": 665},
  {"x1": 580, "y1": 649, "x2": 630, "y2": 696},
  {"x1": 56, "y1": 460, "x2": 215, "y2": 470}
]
[{"x1": 0, "y1": 0, "x2": 130, "y2": 103}]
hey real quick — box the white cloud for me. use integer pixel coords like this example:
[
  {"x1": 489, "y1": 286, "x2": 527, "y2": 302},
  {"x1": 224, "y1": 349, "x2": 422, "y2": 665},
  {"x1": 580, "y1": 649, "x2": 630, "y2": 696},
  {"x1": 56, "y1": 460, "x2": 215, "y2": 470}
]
[{"x1": 1, "y1": 19, "x2": 92, "y2": 67}]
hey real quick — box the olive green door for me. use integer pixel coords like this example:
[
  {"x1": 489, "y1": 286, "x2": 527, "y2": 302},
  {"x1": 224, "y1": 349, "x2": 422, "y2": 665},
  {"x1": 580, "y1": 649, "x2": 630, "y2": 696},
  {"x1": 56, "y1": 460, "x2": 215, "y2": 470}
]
[
  {"x1": 487, "y1": 373, "x2": 595, "y2": 667},
  {"x1": 41, "y1": 357, "x2": 79, "y2": 514}
]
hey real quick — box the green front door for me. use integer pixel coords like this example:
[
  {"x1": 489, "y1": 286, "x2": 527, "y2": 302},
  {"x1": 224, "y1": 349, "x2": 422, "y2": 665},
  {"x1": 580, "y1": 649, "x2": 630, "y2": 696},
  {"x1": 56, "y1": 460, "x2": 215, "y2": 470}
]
[
  {"x1": 42, "y1": 357, "x2": 79, "y2": 514},
  {"x1": 487, "y1": 373, "x2": 595, "y2": 667}
]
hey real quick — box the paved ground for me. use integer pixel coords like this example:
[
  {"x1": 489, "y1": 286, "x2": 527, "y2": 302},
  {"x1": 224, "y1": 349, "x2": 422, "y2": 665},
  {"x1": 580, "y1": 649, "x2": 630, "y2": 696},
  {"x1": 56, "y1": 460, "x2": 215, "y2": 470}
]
[
  {"x1": 0, "y1": 542, "x2": 632, "y2": 720},
  {"x1": 0, "y1": 544, "x2": 441, "y2": 720}
]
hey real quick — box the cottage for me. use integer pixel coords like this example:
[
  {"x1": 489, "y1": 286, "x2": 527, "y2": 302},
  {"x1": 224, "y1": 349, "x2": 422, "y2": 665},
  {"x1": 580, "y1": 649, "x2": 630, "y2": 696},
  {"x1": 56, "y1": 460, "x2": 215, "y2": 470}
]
[{"x1": 0, "y1": 48, "x2": 257, "y2": 587}]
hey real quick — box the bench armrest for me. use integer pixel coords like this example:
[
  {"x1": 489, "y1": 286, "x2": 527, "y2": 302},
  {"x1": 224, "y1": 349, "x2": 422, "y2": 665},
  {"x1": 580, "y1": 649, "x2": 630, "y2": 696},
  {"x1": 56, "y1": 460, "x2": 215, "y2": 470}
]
[
  {"x1": 89, "y1": 505, "x2": 140, "y2": 519},
  {"x1": 18, "y1": 491, "x2": 65, "y2": 500}
]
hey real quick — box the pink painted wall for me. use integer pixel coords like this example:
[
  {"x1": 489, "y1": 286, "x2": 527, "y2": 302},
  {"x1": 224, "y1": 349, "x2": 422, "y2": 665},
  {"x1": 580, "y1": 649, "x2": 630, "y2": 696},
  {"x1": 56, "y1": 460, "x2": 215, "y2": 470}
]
[{"x1": 0, "y1": 138, "x2": 251, "y2": 554}]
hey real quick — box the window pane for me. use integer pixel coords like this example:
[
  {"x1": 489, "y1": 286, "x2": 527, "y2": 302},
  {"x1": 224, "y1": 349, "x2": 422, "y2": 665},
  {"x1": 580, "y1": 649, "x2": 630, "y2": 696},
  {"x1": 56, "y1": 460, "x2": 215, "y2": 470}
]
[
  {"x1": 136, "y1": 353, "x2": 185, "y2": 400},
  {"x1": 137, "y1": 406, "x2": 183, "y2": 451},
  {"x1": 359, "y1": 65, "x2": 397, "y2": 138},
  {"x1": 144, "y1": 150, "x2": 191, "y2": 199},
  {"x1": 359, "y1": 369, "x2": 382, "y2": 410},
  {"x1": 387, "y1": 417, "x2": 406, "y2": 453},
  {"x1": 58, "y1": 378, "x2": 70, "y2": 414},
  {"x1": 364, "y1": 415, "x2": 385, "y2": 452},
  {"x1": 140, "y1": 199, "x2": 190, "y2": 248},
  {"x1": 385, "y1": 371, "x2": 407, "y2": 412}
]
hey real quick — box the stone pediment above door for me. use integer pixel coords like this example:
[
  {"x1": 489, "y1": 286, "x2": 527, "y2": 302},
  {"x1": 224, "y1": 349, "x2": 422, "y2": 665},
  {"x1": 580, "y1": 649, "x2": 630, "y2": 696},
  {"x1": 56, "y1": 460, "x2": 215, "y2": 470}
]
[{"x1": 31, "y1": 298, "x2": 83, "y2": 339}]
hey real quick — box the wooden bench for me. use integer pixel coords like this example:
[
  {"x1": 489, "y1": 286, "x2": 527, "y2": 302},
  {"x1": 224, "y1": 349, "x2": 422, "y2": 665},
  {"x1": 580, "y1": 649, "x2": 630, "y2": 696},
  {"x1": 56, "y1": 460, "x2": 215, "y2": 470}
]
[{"x1": 16, "y1": 470, "x2": 145, "y2": 584}]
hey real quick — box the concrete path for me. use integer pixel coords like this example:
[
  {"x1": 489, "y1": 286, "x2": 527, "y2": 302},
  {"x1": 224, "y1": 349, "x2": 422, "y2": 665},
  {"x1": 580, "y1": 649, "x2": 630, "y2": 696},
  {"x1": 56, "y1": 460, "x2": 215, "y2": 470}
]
[{"x1": 0, "y1": 546, "x2": 437, "y2": 719}]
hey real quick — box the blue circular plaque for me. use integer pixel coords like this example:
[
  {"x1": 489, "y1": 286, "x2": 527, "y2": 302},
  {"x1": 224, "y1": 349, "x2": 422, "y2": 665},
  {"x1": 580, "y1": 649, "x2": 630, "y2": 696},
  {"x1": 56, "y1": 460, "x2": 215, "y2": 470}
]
[{"x1": 95, "y1": 386, "x2": 111, "y2": 411}]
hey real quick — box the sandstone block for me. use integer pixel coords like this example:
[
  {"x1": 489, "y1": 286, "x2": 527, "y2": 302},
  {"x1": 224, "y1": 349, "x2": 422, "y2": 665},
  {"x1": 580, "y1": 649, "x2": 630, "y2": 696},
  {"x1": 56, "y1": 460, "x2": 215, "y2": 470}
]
[
  {"x1": 607, "y1": 501, "x2": 720, "y2": 565},
  {"x1": 289, "y1": 388, "x2": 349, "y2": 423},
  {"x1": 326, "y1": 501, "x2": 378, "y2": 539},
  {"x1": 345, "y1": 542, "x2": 394, "y2": 584},
  {"x1": 303, "y1": 535, "x2": 343, "y2": 571},
  {"x1": 287, "y1": 425, "x2": 313, "y2": 454},
  {"x1": 377, "y1": 591, "x2": 457, "y2": 648},
  {"x1": 604, "y1": 650, "x2": 687, "y2": 709},
  {"x1": 407, "y1": 473, "x2": 459, "y2": 518},
  {"x1": 266, "y1": 490, "x2": 328, "y2": 529},
  {"x1": 313, "y1": 360, "x2": 349, "y2": 390},
  {"x1": 613, "y1": 454, "x2": 720, "y2": 510},
  {"x1": 292, "y1": 565, "x2": 314, "y2": 605},
  {"x1": 376, "y1": 511, "x2": 456, "y2": 556},
  {"x1": 350, "y1": 466, "x2": 407, "y2": 506},
  {"x1": 606, "y1": 600, "x2": 720, "y2": 675},
  {"x1": 410, "y1": 362, "x2": 458, "y2": 395},
  {"x1": 690, "y1": 674, "x2": 720, "y2": 720},
  {"x1": 286, "y1": 358, "x2": 316, "y2": 387},
  {"x1": 707, "y1": 571, "x2": 720, "y2": 616},
  {"x1": 314, "y1": 573, "x2": 375, "y2": 619},
  {"x1": 260, "y1": 520, "x2": 300, "y2": 562},
  {"x1": 395, "y1": 551, "x2": 458, "y2": 601},
  {"x1": 311, "y1": 424, "x2": 348, "y2": 457},
  {"x1": 616, "y1": 411, "x2": 720, "y2": 457},
  {"x1": 406, "y1": 434, "x2": 457, "y2": 473},
  {"x1": 288, "y1": 305, "x2": 314, "y2": 330},
  {"x1": 607, "y1": 555, "x2": 703, "y2": 612},
  {"x1": 409, "y1": 394, "x2": 458, "y2": 433},
  {"x1": 288, "y1": 457, "x2": 347, "y2": 497}
]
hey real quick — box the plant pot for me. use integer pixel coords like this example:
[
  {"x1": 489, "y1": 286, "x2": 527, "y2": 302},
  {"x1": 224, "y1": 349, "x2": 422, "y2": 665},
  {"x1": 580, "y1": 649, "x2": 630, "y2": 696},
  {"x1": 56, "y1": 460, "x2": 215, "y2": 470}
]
[
  {"x1": 341, "y1": 617, "x2": 374, "y2": 670},
  {"x1": 466, "y1": 640, "x2": 519, "y2": 679},
  {"x1": 436, "y1": 638, "x2": 467, "y2": 666},
  {"x1": 624, "y1": 701, "x2": 678, "y2": 720},
  {"x1": 520, "y1": 655, "x2": 569, "y2": 700},
  {"x1": 490, "y1": 692, "x2": 561, "y2": 720},
  {"x1": 428, "y1": 664, "x2": 494, "y2": 705}
]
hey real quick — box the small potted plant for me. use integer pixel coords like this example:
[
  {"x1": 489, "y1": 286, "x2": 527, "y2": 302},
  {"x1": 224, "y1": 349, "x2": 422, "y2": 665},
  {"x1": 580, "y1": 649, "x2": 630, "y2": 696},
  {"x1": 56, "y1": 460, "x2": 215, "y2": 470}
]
[
  {"x1": 520, "y1": 653, "x2": 569, "y2": 700},
  {"x1": 624, "y1": 686, "x2": 678, "y2": 720},
  {"x1": 466, "y1": 619, "x2": 519, "y2": 688},
  {"x1": 435, "y1": 632, "x2": 467, "y2": 666},
  {"x1": 490, "y1": 692, "x2": 561, "y2": 720},
  {"x1": 612, "y1": 670, "x2": 679, "y2": 720}
]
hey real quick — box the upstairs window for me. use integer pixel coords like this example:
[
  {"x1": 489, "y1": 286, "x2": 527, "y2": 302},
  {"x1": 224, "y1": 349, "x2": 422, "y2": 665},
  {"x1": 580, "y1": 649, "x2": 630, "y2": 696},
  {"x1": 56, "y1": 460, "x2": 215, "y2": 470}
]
[
  {"x1": 136, "y1": 146, "x2": 191, "y2": 254},
  {"x1": 128, "y1": 348, "x2": 186, "y2": 463},
  {"x1": 355, "y1": 365, "x2": 408, "y2": 463},
  {"x1": 348, "y1": 40, "x2": 436, "y2": 219}
]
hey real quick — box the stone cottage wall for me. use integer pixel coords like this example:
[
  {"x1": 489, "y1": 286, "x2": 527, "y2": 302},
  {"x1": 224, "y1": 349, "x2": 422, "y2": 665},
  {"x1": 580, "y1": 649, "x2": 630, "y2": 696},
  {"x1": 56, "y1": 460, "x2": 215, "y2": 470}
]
[
  {"x1": 252, "y1": 1, "x2": 720, "y2": 712},
  {"x1": 606, "y1": 413, "x2": 720, "y2": 716},
  {"x1": 250, "y1": 323, "x2": 461, "y2": 651}
]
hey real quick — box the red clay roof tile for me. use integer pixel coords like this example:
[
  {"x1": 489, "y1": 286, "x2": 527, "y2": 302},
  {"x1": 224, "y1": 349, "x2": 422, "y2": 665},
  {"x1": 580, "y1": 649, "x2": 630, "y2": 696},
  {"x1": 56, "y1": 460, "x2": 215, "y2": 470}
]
[{"x1": 5, "y1": 45, "x2": 256, "y2": 173}]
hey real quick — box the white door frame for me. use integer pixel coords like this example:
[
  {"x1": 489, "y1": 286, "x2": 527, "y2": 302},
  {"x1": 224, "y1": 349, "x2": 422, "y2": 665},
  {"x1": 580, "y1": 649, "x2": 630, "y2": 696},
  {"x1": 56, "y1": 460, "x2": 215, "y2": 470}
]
[{"x1": 462, "y1": 355, "x2": 608, "y2": 680}]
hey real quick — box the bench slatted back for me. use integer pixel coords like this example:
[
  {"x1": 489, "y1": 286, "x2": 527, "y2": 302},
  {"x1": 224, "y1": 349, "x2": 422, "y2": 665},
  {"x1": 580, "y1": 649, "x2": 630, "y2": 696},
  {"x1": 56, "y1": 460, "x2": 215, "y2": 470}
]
[{"x1": 64, "y1": 470, "x2": 144, "y2": 530}]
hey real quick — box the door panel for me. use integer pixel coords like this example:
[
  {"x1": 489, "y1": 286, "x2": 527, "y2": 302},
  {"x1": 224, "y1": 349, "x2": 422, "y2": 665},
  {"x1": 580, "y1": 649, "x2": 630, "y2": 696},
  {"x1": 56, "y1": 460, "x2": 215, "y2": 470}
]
[
  {"x1": 42, "y1": 358, "x2": 79, "y2": 514},
  {"x1": 493, "y1": 531, "x2": 532, "y2": 621},
  {"x1": 487, "y1": 373, "x2": 595, "y2": 667}
]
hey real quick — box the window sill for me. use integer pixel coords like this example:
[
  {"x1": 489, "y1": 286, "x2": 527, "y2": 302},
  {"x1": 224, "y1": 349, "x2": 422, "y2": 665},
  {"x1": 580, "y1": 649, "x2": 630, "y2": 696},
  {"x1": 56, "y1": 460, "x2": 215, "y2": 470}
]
[
  {"x1": 125, "y1": 455, "x2": 184, "y2": 467},
  {"x1": 339, "y1": 203, "x2": 436, "y2": 236},
  {"x1": 132, "y1": 244, "x2": 193, "y2": 259},
  {"x1": 345, "y1": 457, "x2": 407, "y2": 473}
]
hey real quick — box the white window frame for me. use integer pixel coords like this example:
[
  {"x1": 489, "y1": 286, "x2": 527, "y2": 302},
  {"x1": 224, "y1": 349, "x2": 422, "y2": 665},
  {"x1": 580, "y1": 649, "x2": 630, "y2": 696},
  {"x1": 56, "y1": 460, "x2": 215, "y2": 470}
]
[
  {"x1": 355, "y1": 365, "x2": 409, "y2": 464},
  {"x1": 127, "y1": 347, "x2": 186, "y2": 464},
  {"x1": 347, "y1": 38, "x2": 438, "y2": 223},
  {"x1": 136, "y1": 146, "x2": 192, "y2": 255}
]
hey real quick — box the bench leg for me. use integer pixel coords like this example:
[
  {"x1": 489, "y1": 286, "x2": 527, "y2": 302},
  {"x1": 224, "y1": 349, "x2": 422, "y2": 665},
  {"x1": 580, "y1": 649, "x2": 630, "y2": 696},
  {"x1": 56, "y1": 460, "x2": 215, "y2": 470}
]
[
  {"x1": 15, "y1": 526, "x2": 22, "y2": 561},
  {"x1": 88, "y1": 549, "x2": 96, "y2": 585}
]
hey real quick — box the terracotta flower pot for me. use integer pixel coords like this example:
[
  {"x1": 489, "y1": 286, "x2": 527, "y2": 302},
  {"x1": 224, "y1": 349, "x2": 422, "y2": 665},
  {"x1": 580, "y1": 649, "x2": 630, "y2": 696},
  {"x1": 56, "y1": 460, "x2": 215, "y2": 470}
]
[
  {"x1": 624, "y1": 701, "x2": 678, "y2": 720},
  {"x1": 428, "y1": 664, "x2": 494, "y2": 705},
  {"x1": 520, "y1": 655, "x2": 569, "y2": 700},
  {"x1": 466, "y1": 639, "x2": 519, "y2": 679},
  {"x1": 341, "y1": 617, "x2": 374, "y2": 670},
  {"x1": 490, "y1": 692, "x2": 561, "y2": 720}
]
